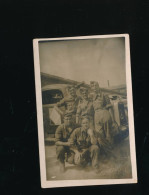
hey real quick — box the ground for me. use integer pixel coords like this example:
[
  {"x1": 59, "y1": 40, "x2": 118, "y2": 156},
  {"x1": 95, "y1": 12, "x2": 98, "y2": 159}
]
[{"x1": 45, "y1": 138, "x2": 132, "y2": 181}]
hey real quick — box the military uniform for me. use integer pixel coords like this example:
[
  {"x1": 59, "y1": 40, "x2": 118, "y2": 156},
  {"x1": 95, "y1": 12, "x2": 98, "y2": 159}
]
[
  {"x1": 56, "y1": 95, "x2": 80, "y2": 123},
  {"x1": 55, "y1": 123, "x2": 78, "y2": 165},
  {"x1": 92, "y1": 92, "x2": 113, "y2": 143},
  {"x1": 68, "y1": 127, "x2": 99, "y2": 168},
  {"x1": 76, "y1": 99, "x2": 94, "y2": 129}
]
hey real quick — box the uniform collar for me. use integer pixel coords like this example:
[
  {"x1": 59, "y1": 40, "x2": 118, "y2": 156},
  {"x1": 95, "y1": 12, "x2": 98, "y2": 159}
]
[
  {"x1": 81, "y1": 128, "x2": 87, "y2": 133},
  {"x1": 64, "y1": 123, "x2": 75, "y2": 130}
]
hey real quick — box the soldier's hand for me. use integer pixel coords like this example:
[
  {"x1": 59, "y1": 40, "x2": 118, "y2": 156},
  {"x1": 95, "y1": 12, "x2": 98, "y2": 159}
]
[
  {"x1": 66, "y1": 141, "x2": 73, "y2": 146},
  {"x1": 64, "y1": 142, "x2": 70, "y2": 146},
  {"x1": 87, "y1": 129, "x2": 94, "y2": 136},
  {"x1": 69, "y1": 140, "x2": 74, "y2": 146}
]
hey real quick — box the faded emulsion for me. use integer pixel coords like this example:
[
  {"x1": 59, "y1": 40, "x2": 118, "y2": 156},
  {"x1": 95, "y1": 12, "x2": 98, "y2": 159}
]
[{"x1": 33, "y1": 35, "x2": 137, "y2": 187}]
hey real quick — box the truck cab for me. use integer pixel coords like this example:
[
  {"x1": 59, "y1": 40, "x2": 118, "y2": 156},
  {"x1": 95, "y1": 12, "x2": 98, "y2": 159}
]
[{"x1": 42, "y1": 84, "x2": 68, "y2": 138}]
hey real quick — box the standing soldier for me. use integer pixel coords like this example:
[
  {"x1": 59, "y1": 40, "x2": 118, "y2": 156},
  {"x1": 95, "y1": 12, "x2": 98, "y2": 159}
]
[
  {"x1": 90, "y1": 81, "x2": 114, "y2": 145},
  {"x1": 55, "y1": 85, "x2": 80, "y2": 123},
  {"x1": 76, "y1": 87, "x2": 94, "y2": 130}
]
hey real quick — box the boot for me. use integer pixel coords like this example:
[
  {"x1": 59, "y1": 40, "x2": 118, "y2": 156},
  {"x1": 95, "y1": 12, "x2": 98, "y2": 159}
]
[{"x1": 59, "y1": 162, "x2": 65, "y2": 173}]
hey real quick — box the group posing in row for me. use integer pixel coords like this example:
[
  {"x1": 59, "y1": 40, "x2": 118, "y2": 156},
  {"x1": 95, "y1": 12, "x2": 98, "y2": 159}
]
[{"x1": 54, "y1": 81, "x2": 116, "y2": 172}]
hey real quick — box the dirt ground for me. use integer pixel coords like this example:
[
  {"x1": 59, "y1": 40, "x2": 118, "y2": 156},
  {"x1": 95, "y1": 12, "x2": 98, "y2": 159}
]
[{"x1": 45, "y1": 138, "x2": 132, "y2": 181}]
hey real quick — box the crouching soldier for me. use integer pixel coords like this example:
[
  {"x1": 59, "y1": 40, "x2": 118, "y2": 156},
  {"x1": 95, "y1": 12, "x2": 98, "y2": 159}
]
[
  {"x1": 55, "y1": 113, "x2": 78, "y2": 172},
  {"x1": 68, "y1": 117, "x2": 100, "y2": 172}
]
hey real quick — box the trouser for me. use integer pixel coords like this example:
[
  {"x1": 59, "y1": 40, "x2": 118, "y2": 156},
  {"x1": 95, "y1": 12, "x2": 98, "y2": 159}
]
[
  {"x1": 56, "y1": 146, "x2": 74, "y2": 164},
  {"x1": 73, "y1": 145, "x2": 100, "y2": 168},
  {"x1": 94, "y1": 109, "x2": 113, "y2": 144},
  {"x1": 89, "y1": 117, "x2": 94, "y2": 131}
]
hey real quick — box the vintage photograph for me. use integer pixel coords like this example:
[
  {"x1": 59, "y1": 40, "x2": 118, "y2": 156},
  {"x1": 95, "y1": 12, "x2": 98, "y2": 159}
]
[{"x1": 33, "y1": 34, "x2": 137, "y2": 188}]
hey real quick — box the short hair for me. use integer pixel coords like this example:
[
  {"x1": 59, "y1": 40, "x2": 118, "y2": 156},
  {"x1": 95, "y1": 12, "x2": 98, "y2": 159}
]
[{"x1": 81, "y1": 115, "x2": 90, "y2": 122}]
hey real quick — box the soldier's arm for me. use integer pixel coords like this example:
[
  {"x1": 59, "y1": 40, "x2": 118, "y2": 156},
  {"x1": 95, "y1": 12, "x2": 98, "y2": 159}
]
[
  {"x1": 104, "y1": 94, "x2": 115, "y2": 122},
  {"x1": 55, "y1": 141, "x2": 71, "y2": 146},
  {"x1": 68, "y1": 129, "x2": 77, "y2": 147},
  {"x1": 104, "y1": 94, "x2": 112, "y2": 109},
  {"x1": 56, "y1": 98, "x2": 65, "y2": 107},
  {"x1": 54, "y1": 105, "x2": 64, "y2": 116},
  {"x1": 54, "y1": 98, "x2": 66, "y2": 116},
  {"x1": 108, "y1": 107, "x2": 115, "y2": 122},
  {"x1": 88, "y1": 129, "x2": 97, "y2": 145},
  {"x1": 76, "y1": 103, "x2": 81, "y2": 124}
]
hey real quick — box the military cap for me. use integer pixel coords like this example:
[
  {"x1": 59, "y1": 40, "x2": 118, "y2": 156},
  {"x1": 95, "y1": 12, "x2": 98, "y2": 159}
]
[
  {"x1": 90, "y1": 81, "x2": 100, "y2": 88},
  {"x1": 90, "y1": 81, "x2": 99, "y2": 85},
  {"x1": 81, "y1": 115, "x2": 90, "y2": 121}
]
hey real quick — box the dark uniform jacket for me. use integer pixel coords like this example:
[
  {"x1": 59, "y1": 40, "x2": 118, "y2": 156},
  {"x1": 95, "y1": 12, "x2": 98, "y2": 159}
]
[
  {"x1": 69, "y1": 127, "x2": 97, "y2": 150},
  {"x1": 55, "y1": 123, "x2": 79, "y2": 143}
]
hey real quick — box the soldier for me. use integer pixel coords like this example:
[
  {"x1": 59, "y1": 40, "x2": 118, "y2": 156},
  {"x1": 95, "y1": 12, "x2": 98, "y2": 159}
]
[
  {"x1": 55, "y1": 113, "x2": 78, "y2": 172},
  {"x1": 55, "y1": 85, "x2": 80, "y2": 123},
  {"x1": 68, "y1": 117, "x2": 99, "y2": 172},
  {"x1": 90, "y1": 81, "x2": 114, "y2": 145},
  {"x1": 76, "y1": 87, "x2": 94, "y2": 130}
]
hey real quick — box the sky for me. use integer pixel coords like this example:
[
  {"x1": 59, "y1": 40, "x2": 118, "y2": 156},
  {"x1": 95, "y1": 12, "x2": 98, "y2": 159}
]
[{"x1": 39, "y1": 37, "x2": 126, "y2": 88}]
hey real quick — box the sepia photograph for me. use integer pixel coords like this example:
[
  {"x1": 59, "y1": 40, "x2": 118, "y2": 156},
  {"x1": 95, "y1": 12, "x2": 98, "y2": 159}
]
[{"x1": 33, "y1": 34, "x2": 137, "y2": 188}]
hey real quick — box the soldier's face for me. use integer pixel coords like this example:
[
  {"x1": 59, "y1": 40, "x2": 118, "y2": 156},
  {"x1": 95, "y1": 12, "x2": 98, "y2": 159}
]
[
  {"x1": 67, "y1": 103, "x2": 73, "y2": 111},
  {"x1": 81, "y1": 90, "x2": 88, "y2": 99},
  {"x1": 68, "y1": 88, "x2": 76, "y2": 97},
  {"x1": 64, "y1": 116, "x2": 72, "y2": 126},
  {"x1": 81, "y1": 118, "x2": 89, "y2": 130},
  {"x1": 91, "y1": 83, "x2": 99, "y2": 93}
]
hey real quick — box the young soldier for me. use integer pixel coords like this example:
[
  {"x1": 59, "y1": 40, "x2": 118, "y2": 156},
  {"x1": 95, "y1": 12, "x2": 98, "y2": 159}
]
[
  {"x1": 76, "y1": 87, "x2": 94, "y2": 130},
  {"x1": 69, "y1": 117, "x2": 100, "y2": 172},
  {"x1": 89, "y1": 81, "x2": 116, "y2": 158},
  {"x1": 90, "y1": 81, "x2": 114, "y2": 144},
  {"x1": 55, "y1": 85, "x2": 80, "y2": 123},
  {"x1": 55, "y1": 113, "x2": 78, "y2": 172}
]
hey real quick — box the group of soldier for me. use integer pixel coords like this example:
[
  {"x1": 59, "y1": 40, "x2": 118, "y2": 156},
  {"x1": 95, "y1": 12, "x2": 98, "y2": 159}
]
[{"x1": 54, "y1": 81, "x2": 116, "y2": 173}]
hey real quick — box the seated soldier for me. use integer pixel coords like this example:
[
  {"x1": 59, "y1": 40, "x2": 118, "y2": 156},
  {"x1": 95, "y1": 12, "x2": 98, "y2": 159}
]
[
  {"x1": 68, "y1": 117, "x2": 100, "y2": 172},
  {"x1": 55, "y1": 113, "x2": 78, "y2": 172}
]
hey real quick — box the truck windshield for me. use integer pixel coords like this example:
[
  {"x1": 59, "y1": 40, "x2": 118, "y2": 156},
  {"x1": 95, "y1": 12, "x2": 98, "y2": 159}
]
[{"x1": 42, "y1": 89, "x2": 63, "y2": 104}]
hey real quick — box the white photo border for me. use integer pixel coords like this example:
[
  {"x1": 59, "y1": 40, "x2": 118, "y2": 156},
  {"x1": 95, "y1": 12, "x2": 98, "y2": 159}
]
[{"x1": 33, "y1": 34, "x2": 137, "y2": 188}]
